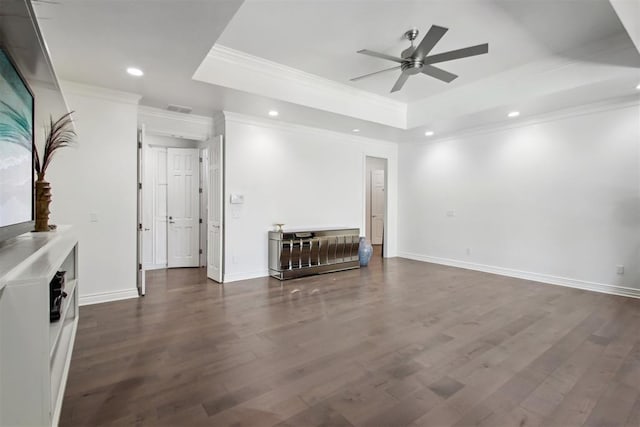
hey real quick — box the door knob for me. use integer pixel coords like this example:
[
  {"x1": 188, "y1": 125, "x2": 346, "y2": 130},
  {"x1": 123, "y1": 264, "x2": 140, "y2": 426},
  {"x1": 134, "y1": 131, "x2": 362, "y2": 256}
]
[{"x1": 168, "y1": 216, "x2": 175, "y2": 224}]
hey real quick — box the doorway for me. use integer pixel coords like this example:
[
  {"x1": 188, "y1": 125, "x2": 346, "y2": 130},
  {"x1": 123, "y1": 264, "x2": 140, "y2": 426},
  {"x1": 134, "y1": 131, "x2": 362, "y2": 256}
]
[
  {"x1": 142, "y1": 135, "x2": 201, "y2": 271},
  {"x1": 137, "y1": 130, "x2": 224, "y2": 295},
  {"x1": 365, "y1": 156, "x2": 387, "y2": 258}
]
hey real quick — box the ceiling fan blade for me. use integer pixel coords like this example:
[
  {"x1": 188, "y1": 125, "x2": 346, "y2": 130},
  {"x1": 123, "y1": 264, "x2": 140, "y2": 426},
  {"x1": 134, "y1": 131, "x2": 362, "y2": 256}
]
[
  {"x1": 423, "y1": 43, "x2": 489, "y2": 64},
  {"x1": 391, "y1": 73, "x2": 410, "y2": 93},
  {"x1": 412, "y1": 25, "x2": 448, "y2": 59},
  {"x1": 351, "y1": 66, "x2": 402, "y2": 81},
  {"x1": 357, "y1": 49, "x2": 404, "y2": 64},
  {"x1": 421, "y1": 64, "x2": 458, "y2": 83}
]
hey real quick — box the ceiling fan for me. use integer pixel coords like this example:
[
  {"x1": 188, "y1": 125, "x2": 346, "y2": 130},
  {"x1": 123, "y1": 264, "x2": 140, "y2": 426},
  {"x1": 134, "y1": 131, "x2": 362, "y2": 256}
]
[{"x1": 351, "y1": 26, "x2": 489, "y2": 92}]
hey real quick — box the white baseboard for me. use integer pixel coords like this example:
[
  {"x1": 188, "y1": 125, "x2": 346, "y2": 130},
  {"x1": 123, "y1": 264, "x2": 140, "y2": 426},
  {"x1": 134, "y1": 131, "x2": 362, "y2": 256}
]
[
  {"x1": 79, "y1": 288, "x2": 139, "y2": 306},
  {"x1": 224, "y1": 270, "x2": 270, "y2": 283},
  {"x1": 398, "y1": 252, "x2": 640, "y2": 300},
  {"x1": 144, "y1": 264, "x2": 167, "y2": 271}
]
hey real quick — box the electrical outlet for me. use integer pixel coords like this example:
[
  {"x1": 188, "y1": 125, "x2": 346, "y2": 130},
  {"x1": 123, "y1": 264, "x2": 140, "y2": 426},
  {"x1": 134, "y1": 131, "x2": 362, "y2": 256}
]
[
  {"x1": 446, "y1": 210, "x2": 456, "y2": 217},
  {"x1": 89, "y1": 213, "x2": 98, "y2": 222},
  {"x1": 616, "y1": 265, "x2": 624, "y2": 275}
]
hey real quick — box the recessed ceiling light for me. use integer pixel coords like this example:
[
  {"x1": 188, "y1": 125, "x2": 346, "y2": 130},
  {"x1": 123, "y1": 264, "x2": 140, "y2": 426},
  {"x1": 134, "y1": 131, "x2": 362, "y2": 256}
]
[
  {"x1": 268, "y1": 110, "x2": 279, "y2": 117},
  {"x1": 126, "y1": 67, "x2": 144, "y2": 77},
  {"x1": 508, "y1": 111, "x2": 520, "y2": 118},
  {"x1": 424, "y1": 130, "x2": 435, "y2": 137},
  {"x1": 352, "y1": 128, "x2": 360, "y2": 132}
]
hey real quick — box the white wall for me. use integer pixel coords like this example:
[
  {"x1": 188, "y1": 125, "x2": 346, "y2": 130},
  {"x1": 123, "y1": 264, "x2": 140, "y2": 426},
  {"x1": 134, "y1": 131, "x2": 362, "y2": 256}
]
[
  {"x1": 47, "y1": 82, "x2": 141, "y2": 304},
  {"x1": 145, "y1": 134, "x2": 198, "y2": 149},
  {"x1": 365, "y1": 156, "x2": 387, "y2": 242},
  {"x1": 31, "y1": 84, "x2": 70, "y2": 146},
  {"x1": 223, "y1": 112, "x2": 398, "y2": 282},
  {"x1": 398, "y1": 101, "x2": 640, "y2": 295}
]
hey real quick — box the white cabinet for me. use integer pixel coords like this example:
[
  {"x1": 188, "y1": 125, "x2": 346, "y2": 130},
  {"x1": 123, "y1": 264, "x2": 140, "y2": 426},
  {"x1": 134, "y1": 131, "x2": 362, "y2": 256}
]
[{"x1": 0, "y1": 226, "x2": 79, "y2": 426}]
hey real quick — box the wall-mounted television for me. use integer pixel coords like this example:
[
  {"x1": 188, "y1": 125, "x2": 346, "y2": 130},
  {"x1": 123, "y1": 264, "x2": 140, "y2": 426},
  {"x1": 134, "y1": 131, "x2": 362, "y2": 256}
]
[{"x1": 0, "y1": 48, "x2": 34, "y2": 242}]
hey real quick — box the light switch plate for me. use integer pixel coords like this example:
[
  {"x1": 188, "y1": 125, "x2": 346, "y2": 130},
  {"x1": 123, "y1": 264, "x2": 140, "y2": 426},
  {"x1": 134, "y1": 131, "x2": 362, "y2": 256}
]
[{"x1": 230, "y1": 194, "x2": 244, "y2": 204}]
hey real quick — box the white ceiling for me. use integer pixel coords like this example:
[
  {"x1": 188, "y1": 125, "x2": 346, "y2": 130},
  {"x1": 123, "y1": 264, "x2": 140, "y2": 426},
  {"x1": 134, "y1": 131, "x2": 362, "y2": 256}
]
[
  {"x1": 217, "y1": 0, "x2": 627, "y2": 102},
  {"x1": 35, "y1": 0, "x2": 640, "y2": 142},
  {"x1": 34, "y1": 0, "x2": 244, "y2": 115}
]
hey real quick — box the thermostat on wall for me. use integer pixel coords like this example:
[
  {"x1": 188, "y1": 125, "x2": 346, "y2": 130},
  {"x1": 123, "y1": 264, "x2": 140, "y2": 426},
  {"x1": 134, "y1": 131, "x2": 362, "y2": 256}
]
[{"x1": 230, "y1": 194, "x2": 245, "y2": 204}]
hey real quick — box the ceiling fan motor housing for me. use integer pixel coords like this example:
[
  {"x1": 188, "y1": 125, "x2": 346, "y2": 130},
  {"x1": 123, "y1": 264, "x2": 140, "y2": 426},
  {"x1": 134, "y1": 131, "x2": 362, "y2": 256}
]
[{"x1": 402, "y1": 60, "x2": 423, "y2": 75}]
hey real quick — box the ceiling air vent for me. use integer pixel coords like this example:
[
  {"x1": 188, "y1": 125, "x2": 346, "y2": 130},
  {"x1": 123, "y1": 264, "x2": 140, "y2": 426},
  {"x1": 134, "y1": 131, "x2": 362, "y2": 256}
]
[{"x1": 166, "y1": 104, "x2": 193, "y2": 114}]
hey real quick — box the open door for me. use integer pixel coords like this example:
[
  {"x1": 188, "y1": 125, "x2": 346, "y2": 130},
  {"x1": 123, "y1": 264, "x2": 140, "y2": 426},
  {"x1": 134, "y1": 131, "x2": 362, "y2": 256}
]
[
  {"x1": 207, "y1": 135, "x2": 223, "y2": 282},
  {"x1": 136, "y1": 126, "x2": 147, "y2": 296},
  {"x1": 167, "y1": 147, "x2": 200, "y2": 268}
]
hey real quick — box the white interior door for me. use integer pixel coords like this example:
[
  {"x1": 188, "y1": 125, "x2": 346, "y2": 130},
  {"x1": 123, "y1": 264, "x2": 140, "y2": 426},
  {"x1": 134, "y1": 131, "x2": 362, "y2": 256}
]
[
  {"x1": 136, "y1": 126, "x2": 147, "y2": 295},
  {"x1": 371, "y1": 169, "x2": 385, "y2": 245},
  {"x1": 152, "y1": 147, "x2": 168, "y2": 267},
  {"x1": 199, "y1": 148, "x2": 208, "y2": 268},
  {"x1": 142, "y1": 143, "x2": 154, "y2": 269},
  {"x1": 167, "y1": 147, "x2": 199, "y2": 268},
  {"x1": 207, "y1": 135, "x2": 223, "y2": 282}
]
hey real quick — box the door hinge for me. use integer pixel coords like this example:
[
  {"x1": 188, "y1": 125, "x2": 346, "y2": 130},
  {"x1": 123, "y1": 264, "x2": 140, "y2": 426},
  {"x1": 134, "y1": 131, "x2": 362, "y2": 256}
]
[
  {"x1": 138, "y1": 263, "x2": 142, "y2": 270},
  {"x1": 138, "y1": 223, "x2": 142, "y2": 231},
  {"x1": 199, "y1": 188, "x2": 203, "y2": 194},
  {"x1": 199, "y1": 249, "x2": 203, "y2": 254},
  {"x1": 199, "y1": 157, "x2": 203, "y2": 163},
  {"x1": 199, "y1": 218, "x2": 203, "y2": 224},
  {"x1": 138, "y1": 182, "x2": 142, "y2": 190}
]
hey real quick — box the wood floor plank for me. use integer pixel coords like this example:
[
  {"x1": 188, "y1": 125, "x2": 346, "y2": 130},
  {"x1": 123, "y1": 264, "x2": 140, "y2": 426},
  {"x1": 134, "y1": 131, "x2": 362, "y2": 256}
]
[{"x1": 59, "y1": 254, "x2": 640, "y2": 426}]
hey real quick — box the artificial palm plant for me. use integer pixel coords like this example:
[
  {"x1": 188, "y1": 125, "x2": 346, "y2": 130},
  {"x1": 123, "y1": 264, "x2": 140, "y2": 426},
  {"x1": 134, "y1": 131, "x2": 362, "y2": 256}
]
[{"x1": 33, "y1": 111, "x2": 75, "y2": 232}]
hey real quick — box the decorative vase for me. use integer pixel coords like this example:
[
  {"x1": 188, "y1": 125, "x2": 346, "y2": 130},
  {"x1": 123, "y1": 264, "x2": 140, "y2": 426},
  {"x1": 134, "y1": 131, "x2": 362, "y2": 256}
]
[
  {"x1": 358, "y1": 237, "x2": 373, "y2": 267},
  {"x1": 34, "y1": 177, "x2": 52, "y2": 232}
]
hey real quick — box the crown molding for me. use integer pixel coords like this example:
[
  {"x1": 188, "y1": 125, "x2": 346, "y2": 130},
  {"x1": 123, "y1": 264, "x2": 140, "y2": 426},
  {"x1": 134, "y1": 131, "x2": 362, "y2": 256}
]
[
  {"x1": 404, "y1": 94, "x2": 640, "y2": 145},
  {"x1": 223, "y1": 111, "x2": 399, "y2": 149},
  {"x1": 211, "y1": 45, "x2": 405, "y2": 111},
  {"x1": 194, "y1": 45, "x2": 407, "y2": 129},
  {"x1": 60, "y1": 80, "x2": 142, "y2": 105}
]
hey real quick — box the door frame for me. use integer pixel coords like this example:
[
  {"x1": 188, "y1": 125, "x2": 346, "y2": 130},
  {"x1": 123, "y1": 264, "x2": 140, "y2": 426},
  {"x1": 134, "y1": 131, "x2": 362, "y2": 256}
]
[
  {"x1": 136, "y1": 112, "x2": 218, "y2": 292},
  {"x1": 363, "y1": 155, "x2": 389, "y2": 257}
]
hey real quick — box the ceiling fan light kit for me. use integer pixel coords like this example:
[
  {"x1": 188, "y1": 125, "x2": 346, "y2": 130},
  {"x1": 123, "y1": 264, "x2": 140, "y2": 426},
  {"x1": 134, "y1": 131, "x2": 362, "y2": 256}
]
[{"x1": 352, "y1": 25, "x2": 489, "y2": 92}]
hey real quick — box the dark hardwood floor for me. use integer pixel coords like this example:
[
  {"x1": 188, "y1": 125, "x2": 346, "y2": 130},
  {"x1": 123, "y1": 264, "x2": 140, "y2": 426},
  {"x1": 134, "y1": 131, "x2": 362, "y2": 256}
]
[{"x1": 61, "y1": 251, "x2": 640, "y2": 426}]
